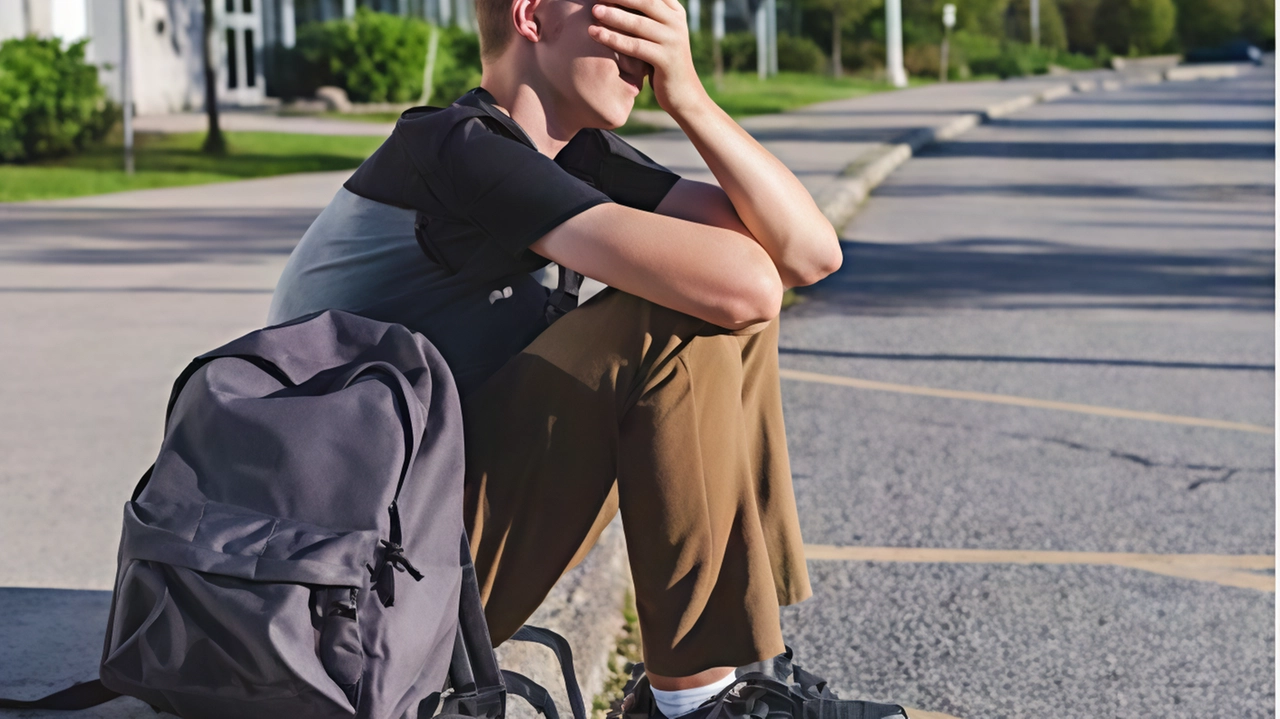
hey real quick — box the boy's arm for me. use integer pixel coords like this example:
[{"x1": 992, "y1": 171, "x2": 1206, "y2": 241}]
[
  {"x1": 588, "y1": 0, "x2": 842, "y2": 290},
  {"x1": 658, "y1": 102, "x2": 843, "y2": 290}
]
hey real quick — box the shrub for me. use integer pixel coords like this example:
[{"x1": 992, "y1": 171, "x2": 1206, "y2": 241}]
[
  {"x1": 427, "y1": 25, "x2": 482, "y2": 106},
  {"x1": 1172, "y1": 0, "x2": 1243, "y2": 48},
  {"x1": 689, "y1": 31, "x2": 716, "y2": 74},
  {"x1": 904, "y1": 43, "x2": 943, "y2": 77},
  {"x1": 295, "y1": 7, "x2": 430, "y2": 103},
  {"x1": 950, "y1": 28, "x2": 1003, "y2": 74},
  {"x1": 1004, "y1": 0, "x2": 1069, "y2": 49},
  {"x1": 778, "y1": 33, "x2": 828, "y2": 72},
  {"x1": 720, "y1": 30, "x2": 760, "y2": 72},
  {"x1": 1096, "y1": 0, "x2": 1177, "y2": 54},
  {"x1": 1126, "y1": 0, "x2": 1178, "y2": 52},
  {"x1": 286, "y1": 9, "x2": 485, "y2": 107},
  {"x1": 0, "y1": 35, "x2": 118, "y2": 163},
  {"x1": 1240, "y1": 0, "x2": 1274, "y2": 48},
  {"x1": 963, "y1": 37, "x2": 1096, "y2": 76}
]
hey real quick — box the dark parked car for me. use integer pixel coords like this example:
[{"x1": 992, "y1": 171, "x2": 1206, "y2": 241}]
[{"x1": 1184, "y1": 39, "x2": 1264, "y2": 65}]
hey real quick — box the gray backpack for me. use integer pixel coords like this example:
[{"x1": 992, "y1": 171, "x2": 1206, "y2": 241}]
[{"x1": 0, "y1": 309, "x2": 586, "y2": 719}]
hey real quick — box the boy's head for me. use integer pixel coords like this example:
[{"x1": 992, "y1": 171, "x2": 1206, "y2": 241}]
[{"x1": 476, "y1": 0, "x2": 650, "y2": 129}]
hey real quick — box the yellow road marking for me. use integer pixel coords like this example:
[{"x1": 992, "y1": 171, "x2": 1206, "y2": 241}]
[
  {"x1": 805, "y1": 544, "x2": 1275, "y2": 592},
  {"x1": 779, "y1": 368, "x2": 1273, "y2": 434}
]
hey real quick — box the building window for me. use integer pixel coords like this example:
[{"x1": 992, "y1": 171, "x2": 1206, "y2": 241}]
[
  {"x1": 245, "y1": 30, "x2": 256, "y2": 86},
  {"x1": 226, "y1": 28, "x2": 239, "y2": 88}
]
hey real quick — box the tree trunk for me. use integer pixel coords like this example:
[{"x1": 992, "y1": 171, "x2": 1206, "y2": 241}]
[{"x1": 202, "y1": 0, "x2": 226, "y2": 154}]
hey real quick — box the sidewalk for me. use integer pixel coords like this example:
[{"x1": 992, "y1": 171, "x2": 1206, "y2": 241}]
[
  {"x1": 134, "y1": 109, "x2": 396, "y2": 136},
  {"x1": 0, "y1": 61, "x2": 1255, "y2": 718}
]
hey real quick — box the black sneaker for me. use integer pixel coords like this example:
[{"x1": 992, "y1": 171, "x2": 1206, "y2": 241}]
[{"x1": 605, "y1": 646, "x2": 908, "y2": 719}]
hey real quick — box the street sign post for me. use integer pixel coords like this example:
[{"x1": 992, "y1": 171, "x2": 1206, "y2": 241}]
[{"x1": 940, "y1": 3, "x2": 955, "y2": 83}]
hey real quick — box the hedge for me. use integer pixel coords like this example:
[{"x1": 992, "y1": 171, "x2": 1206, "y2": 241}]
[{"x1": 0, "y1": 36, "x2": 117, "y2": 163}]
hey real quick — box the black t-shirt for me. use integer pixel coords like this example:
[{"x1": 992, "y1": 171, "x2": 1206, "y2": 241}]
[{"x1": 267, "y1": 86, "x2": 682, "y2": 399}]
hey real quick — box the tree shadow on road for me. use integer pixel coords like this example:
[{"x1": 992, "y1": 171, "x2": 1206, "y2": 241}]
[
  {"x1": 791, "y1": 237, "x2": 1275, "y2": 315},
  {"x1": 0, "y1": 208, "x2": 315, "y2": 264}
]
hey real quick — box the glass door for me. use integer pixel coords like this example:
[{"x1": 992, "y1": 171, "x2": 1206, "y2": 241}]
[{"x1": 219, "y1": 0, "x2": 264, "y2": 105}]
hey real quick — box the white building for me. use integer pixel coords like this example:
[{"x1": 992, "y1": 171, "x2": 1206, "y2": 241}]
[{"x1": 0, "y1": 0, "x2": 476, "y2": 114}]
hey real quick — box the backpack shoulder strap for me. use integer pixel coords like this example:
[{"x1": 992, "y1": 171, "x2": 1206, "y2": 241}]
[
  {"x1": 0, "y1": 679, "x2": 120, "y2": 710},
  {"x1": 507, "y1": 625, "x2": 587, "y2": 719}
]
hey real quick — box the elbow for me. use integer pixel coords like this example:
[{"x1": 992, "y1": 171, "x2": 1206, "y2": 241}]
[
  {"x1": 720, "y1": 264, "x2": 784, "y2": 332},
  {"x1": 796, "y1": 233, "x2": 845, "y2": 287}
]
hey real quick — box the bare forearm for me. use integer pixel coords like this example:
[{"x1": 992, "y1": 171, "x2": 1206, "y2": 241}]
[{"x1": 668, "y1": 93, "x2": 843, "y2": 288}]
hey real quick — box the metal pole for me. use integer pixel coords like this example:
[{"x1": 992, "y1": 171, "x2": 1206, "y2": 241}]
[
  {"x1": 689, "y1": 0, "x2": 700, "y2": 33},
  {"x1": 884, "y1": 0, "x2": 906, "y2": 87},
  {"x1": 755, "y1": 0, "x2": 766, "y2": 79},
  {"x1": 121, "y1": 0, "x2": 134, "y2": 174},
  {"x1": 940, "y1": 3, "x2": 954, "y2": 83},
  {"x1": 939, "y1": 26, "x2": 949, "y2": 82},
  {"x1": 767, "y1": 0, "x2": 777, "y2": 75},
  {"x1": 712, "y1": 0, "x2": 724, "y2": 91},
  {"x1": 1030, "y1": 0, "x2": 1039, "y2": 47},
  {"x1": 281, "y1": 0, "x2": 295, "y2": 47}
]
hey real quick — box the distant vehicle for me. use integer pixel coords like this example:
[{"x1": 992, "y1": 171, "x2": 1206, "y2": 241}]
[{"x1": 1183, "y1": 39, "x2": 1264, "y2": 65}]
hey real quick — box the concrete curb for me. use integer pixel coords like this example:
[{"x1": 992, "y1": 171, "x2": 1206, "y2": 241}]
[{"x1": 812, "y1": 62, "x2": 1251, "y2": 231}]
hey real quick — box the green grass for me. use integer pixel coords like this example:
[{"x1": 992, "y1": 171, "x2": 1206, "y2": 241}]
[
  {"x1": 318, "y1": 70, "x2": 923, "y2": 133},
  {"x1": 635, "y1": 70, "x2": 931, "y2": 119},
  {"x1": 0, "y1": 129, "x2": 385, "y2": 202},
  {"x1": 3, "y1": 70, "x2": 920, "y2": 202},
  {"x1": 319, "y1": 111, "x2": 406, "y2": 123}
]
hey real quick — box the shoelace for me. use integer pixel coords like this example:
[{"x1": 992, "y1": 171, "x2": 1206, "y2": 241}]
[{"x1": 700, "y1": 673, "x2": 800, "y2": 719}]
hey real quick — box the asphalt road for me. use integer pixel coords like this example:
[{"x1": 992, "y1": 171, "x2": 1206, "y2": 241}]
[{"x1": 774, "y1": 70, "x2": 1275, "y2": 717}]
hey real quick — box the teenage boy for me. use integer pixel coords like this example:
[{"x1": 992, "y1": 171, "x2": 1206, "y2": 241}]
[{"x1": 267, "y1": 0, "x2": 856, "y2": 715}]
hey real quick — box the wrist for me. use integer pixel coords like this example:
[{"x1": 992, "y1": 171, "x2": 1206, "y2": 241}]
[{"x1": 666, "y1": 86, "x2": 717, "y2": 126}]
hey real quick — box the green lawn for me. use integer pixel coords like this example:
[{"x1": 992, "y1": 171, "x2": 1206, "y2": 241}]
[
  {"x1": 2, "y1": 70, "x2": 920, "y2": 202},
  {"x1": 640, "y1": 70, "x2": 931, "y2": 119},
  {"x1": 0, "y1": 130, "x2": 386, "y2": 203},
  {"x1": 320, "y1": 71, "x2": 922, "y2": 133}
]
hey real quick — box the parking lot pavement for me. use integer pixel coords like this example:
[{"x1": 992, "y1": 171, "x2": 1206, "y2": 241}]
[{"x1": 774, "y1": 68, "x2": 1274, "y2": 717}]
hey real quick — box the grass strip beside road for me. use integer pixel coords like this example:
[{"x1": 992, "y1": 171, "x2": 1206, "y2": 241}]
[
  {"x1": 634, "y1": 71, "x2": 931, "y2": 120},
  {"x1": 0, "y1": 131, "x2": 386, "y2": 203},
  {"x1": 320, "y1": 72, "x2": 921, "y2": 132}
]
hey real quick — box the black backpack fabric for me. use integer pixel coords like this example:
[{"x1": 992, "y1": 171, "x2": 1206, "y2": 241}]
[{"x1": 0, "y1": 309, "x2": 586, "y2": 719}]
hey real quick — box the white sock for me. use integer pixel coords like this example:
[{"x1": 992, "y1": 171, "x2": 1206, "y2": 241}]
[{"x1": 650, "y1": 670, "x2": 739, "y2": 718}]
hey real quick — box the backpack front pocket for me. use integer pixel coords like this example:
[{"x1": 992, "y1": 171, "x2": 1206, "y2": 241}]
[{"x1": 102, "y1": 500, "x2": 381, "y2": 719}]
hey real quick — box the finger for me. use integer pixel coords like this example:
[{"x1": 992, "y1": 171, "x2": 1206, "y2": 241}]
[
  {"x1": 592, "y1": 3, "x2": 668, "y2": 42},
  {"x1": 593, "y1": 0, "x2": 675, "y2": 22},
  {"x1": 587, "y1": 24, "x2": 662, "y2": 65}
]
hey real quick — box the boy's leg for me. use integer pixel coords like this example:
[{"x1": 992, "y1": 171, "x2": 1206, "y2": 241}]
[{"x1": 459, "y1": 287, "x2": 812, "y2": 679}]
